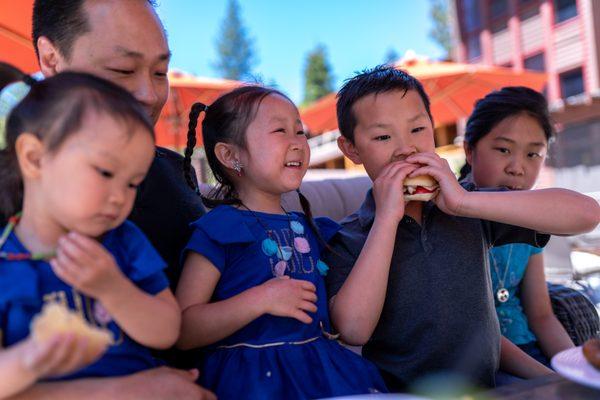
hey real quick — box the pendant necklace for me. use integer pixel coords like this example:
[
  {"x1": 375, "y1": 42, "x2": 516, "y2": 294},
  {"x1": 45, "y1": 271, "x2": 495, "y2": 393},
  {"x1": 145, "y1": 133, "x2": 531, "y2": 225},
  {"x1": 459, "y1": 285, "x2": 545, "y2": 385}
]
[
  {"x1": 490, "y1": 244, "x2": 513, "y2": 303},
  {"x1": 239, "y1": 203, "x2": 328, "y2": 277}
]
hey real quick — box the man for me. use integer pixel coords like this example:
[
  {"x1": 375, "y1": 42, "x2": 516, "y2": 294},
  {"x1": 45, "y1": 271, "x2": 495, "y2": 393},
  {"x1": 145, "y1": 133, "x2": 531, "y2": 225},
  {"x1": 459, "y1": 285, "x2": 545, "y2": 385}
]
[
  {"x1": 13, "y1": 1, "x2": 212, "y2": 398},
  {"x1": 34, "y1": 0, "x2": 204, "y2": 290}
]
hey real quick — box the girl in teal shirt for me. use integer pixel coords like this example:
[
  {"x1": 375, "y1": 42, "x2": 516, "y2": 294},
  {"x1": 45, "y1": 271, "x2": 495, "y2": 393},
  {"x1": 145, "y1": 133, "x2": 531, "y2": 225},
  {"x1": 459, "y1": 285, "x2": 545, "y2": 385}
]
[{"x1": 462, "y1": 86, "x2": 575, "y2": 378}]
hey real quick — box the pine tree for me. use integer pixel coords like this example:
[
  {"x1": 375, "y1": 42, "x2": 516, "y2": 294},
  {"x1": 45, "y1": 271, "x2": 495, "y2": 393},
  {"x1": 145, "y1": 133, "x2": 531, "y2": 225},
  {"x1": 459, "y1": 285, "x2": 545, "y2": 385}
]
[
  {"x1": 429, "y1": 0, "x2": 453, "y2": 59},
  {"x1": 302, "y1": 44, "x2": 334, "y2": 106},
  {"x1": 384, "y1": 48, "x2": 399, "y2": 65},
  {"x1": 213, "y1": 0, "x2": 256, "y2": 80}
]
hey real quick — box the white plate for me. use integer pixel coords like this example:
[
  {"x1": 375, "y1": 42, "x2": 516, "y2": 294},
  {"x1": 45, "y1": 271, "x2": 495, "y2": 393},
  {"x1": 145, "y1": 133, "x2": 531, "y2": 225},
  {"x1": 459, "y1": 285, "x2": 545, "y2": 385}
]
[{"x1": 551, "y1": 346, "x2": 600, "y2": 390}]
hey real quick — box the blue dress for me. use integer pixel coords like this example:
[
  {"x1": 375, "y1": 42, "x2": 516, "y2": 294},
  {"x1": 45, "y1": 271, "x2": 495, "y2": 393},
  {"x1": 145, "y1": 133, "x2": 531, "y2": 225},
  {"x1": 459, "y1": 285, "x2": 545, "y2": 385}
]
[
  {"x1": 0, "y1": 221, "x2": 169, "y2": 378},
  {"x1": 185, "y1": 205, "x2": 387, "y2": 400}
]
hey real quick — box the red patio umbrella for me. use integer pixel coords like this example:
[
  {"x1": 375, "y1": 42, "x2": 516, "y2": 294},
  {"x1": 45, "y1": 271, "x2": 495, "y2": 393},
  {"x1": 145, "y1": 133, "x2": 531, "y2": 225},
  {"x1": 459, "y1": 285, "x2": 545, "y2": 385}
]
[
  {"x1": 0, "y1": 1, "x2": 38, "y2": 73},
  {"x1": 155, "y1": 71, "x2": 241, "y2": 150},
  {"x1": 301, "y1": 56, "x2": 548, "y2": 134}
]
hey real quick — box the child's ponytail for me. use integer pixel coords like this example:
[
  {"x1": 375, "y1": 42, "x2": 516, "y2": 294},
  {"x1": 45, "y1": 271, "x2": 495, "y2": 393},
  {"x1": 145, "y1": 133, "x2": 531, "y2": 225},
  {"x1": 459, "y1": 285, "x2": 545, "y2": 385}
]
[
  {"x1": 0, "y1": 148, "x2": 23, "y2": 225},
  {"x1": 0, "y1": 64, "x2": 154, "y2": 226},
  {"x1": 0, "y1": 63, "x2": 34, "y2": 224},
  {"x1": 184, "y1": 102, "x2": 209, "y2": 194},
  {"x1": 296, "y1": 189, "x2": 332, "y2": 252}
]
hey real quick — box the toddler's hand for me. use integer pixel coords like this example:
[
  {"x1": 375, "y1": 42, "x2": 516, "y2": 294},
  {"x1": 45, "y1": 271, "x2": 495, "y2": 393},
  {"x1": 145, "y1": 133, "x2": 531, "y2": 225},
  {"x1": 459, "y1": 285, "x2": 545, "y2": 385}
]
[
  {"x1": 406, "y1": 152, "x2": 467, "y2": 215},
  {"x1": 22, "y1": 333, "x2": 106, "y2": 379},
  {"x1": 373, "y1": 161, "x2": 419, "y2": 222},
  {"x1": 258, "y1": 276, "x2": 317, "y2": 324},
  {"x1": 50, "y1": 232, "x2": 126, "y2": 301}
]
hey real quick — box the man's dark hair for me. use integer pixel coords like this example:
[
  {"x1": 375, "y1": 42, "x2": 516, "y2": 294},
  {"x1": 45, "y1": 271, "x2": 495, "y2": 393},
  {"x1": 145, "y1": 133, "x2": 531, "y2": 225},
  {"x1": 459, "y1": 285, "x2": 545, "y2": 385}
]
[
  {"x1": 32, "y1": 0, "x2": 157, "y2": 60},
  {"x1": 336, "y1": 65, "x2": 433, "y2": 143}
]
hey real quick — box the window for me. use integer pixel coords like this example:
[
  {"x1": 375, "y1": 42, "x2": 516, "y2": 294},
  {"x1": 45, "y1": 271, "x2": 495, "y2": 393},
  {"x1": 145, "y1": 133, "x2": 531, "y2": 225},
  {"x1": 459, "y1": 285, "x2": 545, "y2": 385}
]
[
  {"x1": 491, "y1": 0, "x2": 509, "y2": 18},
  {"x1": 524, "y1": 53, "x2": 545, "y2": 71},
  {"x1": 463, "y1": 0, "x2": 481, "y2": 32},
  {"x1": 554, "y1": 0, "x2": 578, "y2": 23},
  {"x1": 520, "y1": 5, "x2": 540, "y2": 21},
  {"x1": 560, "y1": 68, "x2": 584, "y2": 98},
  {"x1": 467, "y1": 35, "x2": 481, "y2": 59},
  {"x1": 547, "y1": 119, "x2": 600, "y2": 168}
]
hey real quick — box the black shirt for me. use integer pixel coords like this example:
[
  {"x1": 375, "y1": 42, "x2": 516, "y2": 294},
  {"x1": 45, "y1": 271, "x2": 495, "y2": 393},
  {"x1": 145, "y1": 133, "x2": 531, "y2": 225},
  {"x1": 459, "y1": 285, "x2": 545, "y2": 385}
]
[
  {"x1": 129, "y1": 147, "x2": 205, "y2": 291},
  {"x1": 323, "y1": 184, "x2": 549, "y2": 390}
]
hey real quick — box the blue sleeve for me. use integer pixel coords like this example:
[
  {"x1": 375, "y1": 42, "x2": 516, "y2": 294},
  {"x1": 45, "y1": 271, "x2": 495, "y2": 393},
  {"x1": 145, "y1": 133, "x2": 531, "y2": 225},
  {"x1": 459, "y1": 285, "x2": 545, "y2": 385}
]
[
  {"x1": 530, "y1": 245, "x2": 544, "y2": 256},
  {"x1": 113, "y1": 222, "x2": 169, "y2": 295},
  {"x1": 184, "y1": 226, "x2": 228, "y2": 274}
]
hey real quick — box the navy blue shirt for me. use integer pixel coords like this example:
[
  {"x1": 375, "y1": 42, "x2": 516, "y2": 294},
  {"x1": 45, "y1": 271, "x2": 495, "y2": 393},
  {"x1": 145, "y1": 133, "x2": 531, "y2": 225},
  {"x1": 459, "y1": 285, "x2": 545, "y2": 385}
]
[
  {"x1": 0, "y1": 221, "x2": 169, "y2": 378},
  {"x1": 323, "y1": 184, "x2": 550, "y2": 390}
]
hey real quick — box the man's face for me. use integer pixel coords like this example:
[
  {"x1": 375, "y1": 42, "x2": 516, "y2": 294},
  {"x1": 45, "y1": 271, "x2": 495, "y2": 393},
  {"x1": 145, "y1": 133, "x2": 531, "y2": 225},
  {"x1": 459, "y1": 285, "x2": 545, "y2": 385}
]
[{"x1": 44, "y1": 0, "x2": 170, "y2": 124}]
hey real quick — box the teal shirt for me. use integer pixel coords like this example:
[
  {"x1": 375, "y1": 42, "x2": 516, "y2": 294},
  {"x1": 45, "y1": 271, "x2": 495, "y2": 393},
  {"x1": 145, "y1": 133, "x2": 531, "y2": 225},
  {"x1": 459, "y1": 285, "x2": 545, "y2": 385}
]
[{"x1": 489, "y1": 244, "x2": 543, "y2": 345}]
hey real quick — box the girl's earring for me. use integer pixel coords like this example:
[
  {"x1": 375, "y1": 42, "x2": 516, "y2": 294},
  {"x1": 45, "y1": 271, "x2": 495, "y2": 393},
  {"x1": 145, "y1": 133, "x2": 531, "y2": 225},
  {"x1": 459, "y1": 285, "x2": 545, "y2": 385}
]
[{"x1": 233, "y1": 160, "x2": 244, "y2": 177}]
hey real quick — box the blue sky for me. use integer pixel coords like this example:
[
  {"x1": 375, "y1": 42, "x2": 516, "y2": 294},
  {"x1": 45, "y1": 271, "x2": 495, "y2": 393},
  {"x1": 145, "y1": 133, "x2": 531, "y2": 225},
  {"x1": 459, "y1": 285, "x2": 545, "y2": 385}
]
[{"x1": 156, "y1": 0, "x2": 445, "y2": 103}]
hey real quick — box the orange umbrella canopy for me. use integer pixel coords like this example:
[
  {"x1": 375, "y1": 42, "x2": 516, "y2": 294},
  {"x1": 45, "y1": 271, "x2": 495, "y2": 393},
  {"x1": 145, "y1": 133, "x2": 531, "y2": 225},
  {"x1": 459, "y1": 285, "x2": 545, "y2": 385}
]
[
  {"x1": 0, "y1": 1, "x2": 38, "y2": 73},
  {"x1": 155, "y1": 71, "x2": 241, "y2": 150},
  {"x1": 301, "y1": 57, "x2": 547, "y2": 134}
]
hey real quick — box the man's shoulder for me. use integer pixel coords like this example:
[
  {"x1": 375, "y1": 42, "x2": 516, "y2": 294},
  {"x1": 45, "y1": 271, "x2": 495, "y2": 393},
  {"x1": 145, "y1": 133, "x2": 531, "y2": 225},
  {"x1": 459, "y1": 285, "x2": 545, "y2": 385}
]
[{"x1": 156, "y1": 146, "x2": 185, "y2": 162}]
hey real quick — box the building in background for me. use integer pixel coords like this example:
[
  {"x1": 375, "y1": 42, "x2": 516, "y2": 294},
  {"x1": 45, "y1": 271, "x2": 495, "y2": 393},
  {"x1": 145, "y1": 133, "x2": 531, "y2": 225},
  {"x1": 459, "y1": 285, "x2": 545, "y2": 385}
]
[
  {"x1": 452, "y1": 0, "x2": 600, "y2": 276},
  {"x1": 452, "y1": 0, "x2": 600, "y2": 193}
]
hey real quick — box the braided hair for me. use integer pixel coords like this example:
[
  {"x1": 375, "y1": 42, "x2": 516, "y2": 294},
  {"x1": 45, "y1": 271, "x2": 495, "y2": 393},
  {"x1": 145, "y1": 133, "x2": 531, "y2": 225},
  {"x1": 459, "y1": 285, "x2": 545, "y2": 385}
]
[{"x1": 183, "y1": 102, "x2": 208, "y2": 194}]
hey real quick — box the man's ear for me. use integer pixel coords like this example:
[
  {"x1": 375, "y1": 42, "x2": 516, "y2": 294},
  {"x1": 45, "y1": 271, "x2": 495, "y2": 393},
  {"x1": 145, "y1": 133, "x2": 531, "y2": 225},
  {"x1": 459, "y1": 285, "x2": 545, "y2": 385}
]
[
  {"x1": 15, "y1": 134, "x2": 44, "y2": 180},
  {"x1": 337, "y1": 135, "x2": 362, "y2": 165},
  {"x1": 214, "y1": 142, "x2": 241, "y2": 172},
  {"x1": 36, "y1": 36, "x2": 66, "y2": 77}
]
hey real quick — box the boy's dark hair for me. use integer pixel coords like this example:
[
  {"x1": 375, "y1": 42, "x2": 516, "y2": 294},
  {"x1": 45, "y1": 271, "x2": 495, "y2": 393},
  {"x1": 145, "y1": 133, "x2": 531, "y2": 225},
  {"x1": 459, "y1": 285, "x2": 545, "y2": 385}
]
[
  {"x1": 0, "y1": 64, "x2": 154, "y2": 223},
  {"x1": 336, "y1": 65, "x2": 433, "y2": 143},
  {"x1": 32, "y1": 0, "x2": 157, "y2": 60},
  {"x1": 186, "y1": 85, "x2": 328, "y2": 248},
  {"x1": 464, "y1": 86, "x2": 554, "y2": 148}
]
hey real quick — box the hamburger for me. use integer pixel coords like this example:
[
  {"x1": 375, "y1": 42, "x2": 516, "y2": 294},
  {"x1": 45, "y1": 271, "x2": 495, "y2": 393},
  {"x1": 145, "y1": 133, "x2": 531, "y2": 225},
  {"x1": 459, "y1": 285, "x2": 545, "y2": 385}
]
[{"x1": 403, "y1": 174, "x2": 439, "y2": 201}]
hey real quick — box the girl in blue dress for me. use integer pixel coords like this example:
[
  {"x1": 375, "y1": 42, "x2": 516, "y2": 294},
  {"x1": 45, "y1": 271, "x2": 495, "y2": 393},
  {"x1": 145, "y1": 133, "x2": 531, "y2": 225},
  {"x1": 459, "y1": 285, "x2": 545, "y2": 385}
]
[
  {"x1": 0, "y1": 68, "x2": 180, "y2": 398},
  {"x1": 176, "y1": 86, "x2": 387, "y2": 399},
  {"x1": 461, "y1": 86, "x2": 575, "y2": 378}
]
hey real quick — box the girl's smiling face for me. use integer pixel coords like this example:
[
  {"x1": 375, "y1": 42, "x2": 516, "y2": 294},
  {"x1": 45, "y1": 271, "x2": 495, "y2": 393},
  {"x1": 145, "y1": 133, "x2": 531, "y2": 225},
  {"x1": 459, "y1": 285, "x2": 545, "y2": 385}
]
[
  {"x1": 465, "y1": 112, "x2": 548, "y2": 190},
  {"x1": 235, "y1": 94, "x2": 310, "y2": 197}
]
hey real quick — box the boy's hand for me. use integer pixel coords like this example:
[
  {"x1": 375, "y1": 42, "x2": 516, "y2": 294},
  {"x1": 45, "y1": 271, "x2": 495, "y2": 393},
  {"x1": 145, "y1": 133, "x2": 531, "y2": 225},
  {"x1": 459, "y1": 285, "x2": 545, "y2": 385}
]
[
  {"x1": 373, "y1": 161, "x2": 419, "y2": 222},
  {"x1": 257, "y1": 276, "x2": 317, "y2": 324},
  {"x1": 406, "y1": 152, "x2": 467, "y2": 215},
  {"x1": 50, "y1": 232, "x2": 127, "y2": 301},
  {"x1": 22, "y1": 333, "x2": 106, "y2": 379}
]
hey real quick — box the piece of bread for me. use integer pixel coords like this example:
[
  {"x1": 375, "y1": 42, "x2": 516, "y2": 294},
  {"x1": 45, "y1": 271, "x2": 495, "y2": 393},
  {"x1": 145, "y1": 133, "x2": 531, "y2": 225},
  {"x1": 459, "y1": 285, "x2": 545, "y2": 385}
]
[
  {"x1": 583, "y1": 338, "x2": 600, "y2": 369},
  {"x1": 403, "y1": 174, "x2": 439, "y2": 201},
  {"x1": 404, "y1": 174, "x2": 437, "y2": 187},
  {"x1": 31, "y1": 302, "x2": 112, "y2": 356}
]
